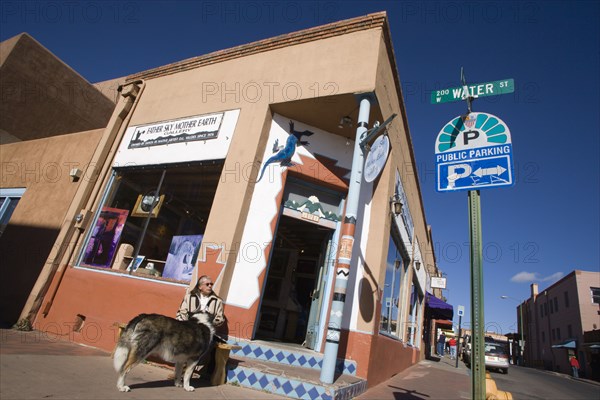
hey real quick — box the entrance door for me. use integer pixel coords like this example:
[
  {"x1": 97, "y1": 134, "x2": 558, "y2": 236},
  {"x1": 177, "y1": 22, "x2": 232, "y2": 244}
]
[
  {"x1": 256, "y1": 216, "x2": 333, "y2": 344},
  {"x1": 304, "y1": 234, "x2": 334, "y2": 349}
]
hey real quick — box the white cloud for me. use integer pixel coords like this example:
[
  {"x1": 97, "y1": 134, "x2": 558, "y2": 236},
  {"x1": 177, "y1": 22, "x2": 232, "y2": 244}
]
[
  {"x1": 510, "y1": 271, "x2": 565, "y2": 284},
  {"x1": 541, "y1": 272, "x2": 564, "y2": 282},
  {"x1": 511, "y1": 271, "x2": 538, "y2": 283}
]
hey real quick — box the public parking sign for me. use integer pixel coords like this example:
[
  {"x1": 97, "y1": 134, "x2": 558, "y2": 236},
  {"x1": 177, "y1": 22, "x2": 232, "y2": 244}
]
[{"x1": 435, "y1": 112, "x2": 514, "y2": 192}]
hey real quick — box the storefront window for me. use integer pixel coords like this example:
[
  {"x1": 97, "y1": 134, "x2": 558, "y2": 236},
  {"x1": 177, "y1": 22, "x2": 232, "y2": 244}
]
[
  {"x1": 78, "y1": 161, "x2": 222, "y2": 282},
  {"x1": 380, "y1": 231, "x2": 408, "y2": 337}
]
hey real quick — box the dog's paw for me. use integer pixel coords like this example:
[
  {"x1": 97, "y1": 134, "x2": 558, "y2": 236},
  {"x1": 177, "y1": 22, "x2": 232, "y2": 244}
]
[
  {"x1": 175, "y1": 380, "x2": 183, "y2": 387},
  {"x1": 184, "y1": 385, "x2": 195, "y2": 392},
  {"x1": 118, "y1": 385, "x2": 131, "y2": 392}
]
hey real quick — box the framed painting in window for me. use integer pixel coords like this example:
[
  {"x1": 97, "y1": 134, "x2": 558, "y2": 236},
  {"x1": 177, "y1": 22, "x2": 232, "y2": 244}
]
[
  {"x1": 131, "y1": 193, "x2": 165, "y2": 218},
  {"x1": 82, "y1": 207, "x2": 129, "y2": 268}
]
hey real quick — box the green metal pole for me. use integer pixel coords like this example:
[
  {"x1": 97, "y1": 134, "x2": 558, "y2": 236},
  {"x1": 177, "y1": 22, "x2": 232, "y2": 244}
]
[{"x1": 469, "y1": 190, "x2": 486, "y2": 399}]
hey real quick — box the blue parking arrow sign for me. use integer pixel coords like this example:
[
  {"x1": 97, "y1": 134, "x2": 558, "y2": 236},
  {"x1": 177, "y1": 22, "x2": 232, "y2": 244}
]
[{"x1": 435, "y1": 112, "x2": 514, "y2": 192}]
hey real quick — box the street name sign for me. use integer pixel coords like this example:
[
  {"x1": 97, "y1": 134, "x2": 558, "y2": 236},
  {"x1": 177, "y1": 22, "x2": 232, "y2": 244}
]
[
  {"x1": 435, "y1": 112, "x2": 514, "y2": 192},
  {"x1": 431, "y1": 78, "x2": 514, "y2": 104}
]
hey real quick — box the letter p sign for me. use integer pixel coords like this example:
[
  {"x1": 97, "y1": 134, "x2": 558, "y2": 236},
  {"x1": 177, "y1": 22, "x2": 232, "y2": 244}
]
[
  {"x1": 463, "y1": 130, "x2": 479, "y2": 146},
  {"x1": 447, "y1": 163, "x2": 472, "y2": 189}
]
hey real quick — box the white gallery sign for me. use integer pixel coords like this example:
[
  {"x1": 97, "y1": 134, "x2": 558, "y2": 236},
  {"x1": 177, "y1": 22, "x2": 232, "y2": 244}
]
[
  {"x1": 128, "y1": 112, "x2": 224, "y2": 149},
  {"x1": 431, "y1": 277, "x2": 447, "y2": 289}
]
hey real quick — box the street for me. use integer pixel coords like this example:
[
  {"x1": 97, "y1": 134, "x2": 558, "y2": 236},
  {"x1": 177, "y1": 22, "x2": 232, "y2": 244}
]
[{"x1": 491, "y1": 365, "x2": 599, "y2": 400}]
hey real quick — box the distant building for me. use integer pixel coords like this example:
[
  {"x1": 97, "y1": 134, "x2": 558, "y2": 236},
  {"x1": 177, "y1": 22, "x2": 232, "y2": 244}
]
[{"x1": 517, "y1": 270, "x2": 600, "y2": 379}]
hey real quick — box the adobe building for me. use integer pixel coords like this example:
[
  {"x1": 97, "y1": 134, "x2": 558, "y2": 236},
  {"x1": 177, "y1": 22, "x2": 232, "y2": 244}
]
[
  {"x1": 519, "y1": 271, "x2": 600, "y2": 380},
  {"x1": 2, "y1": 12, "x2": 452, "y2": 397},
  {"x1": 0, "y1": 32, "x2": 119, "y2": 327}
]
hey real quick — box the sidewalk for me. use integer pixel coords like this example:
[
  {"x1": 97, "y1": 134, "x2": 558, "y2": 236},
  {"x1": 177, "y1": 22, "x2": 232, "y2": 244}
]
[
  {"x1": 0, "y1": 328, "x2": 285, "y2": 400},
  {"x1": 357, "y1": 354, "x2": 470, "y2": 400},
  {"x1": 1, "y1": 328, "x2": 472, "y2": 399}
]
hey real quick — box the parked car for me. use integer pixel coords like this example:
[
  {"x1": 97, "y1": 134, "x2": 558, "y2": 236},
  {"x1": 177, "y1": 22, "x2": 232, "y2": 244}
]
[
  {"x1": 484, "y1": 341, "x2": 509, "y2": 374},
  {"x1": 463, "y1": 337, "x2": 509, "y2": 374}
]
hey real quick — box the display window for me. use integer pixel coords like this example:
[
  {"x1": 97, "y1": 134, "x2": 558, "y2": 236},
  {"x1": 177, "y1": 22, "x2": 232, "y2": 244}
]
[
  {"x1": 77, "y1": 161, "x2": 223, "y2": 283},
  {"x1": 380, "y1": 230, "x2": 409, "y2": 337}
]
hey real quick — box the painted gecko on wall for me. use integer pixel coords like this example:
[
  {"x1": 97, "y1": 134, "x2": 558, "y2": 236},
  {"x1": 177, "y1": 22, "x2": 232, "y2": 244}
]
[{"x1": 256, "y1": 120, "x2": 314, "y2": 182}]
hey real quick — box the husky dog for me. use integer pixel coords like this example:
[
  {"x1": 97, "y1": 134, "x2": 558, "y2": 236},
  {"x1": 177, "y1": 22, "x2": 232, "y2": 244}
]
[{"x1": 113, "y1": 313, "x2": 214, "y2": 392}]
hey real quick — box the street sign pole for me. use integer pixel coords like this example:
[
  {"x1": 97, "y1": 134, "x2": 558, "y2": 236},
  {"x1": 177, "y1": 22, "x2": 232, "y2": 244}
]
[
  {"x1": 469, "y1": 189, "x2": 485, "y2": 399},
  {"x1": 433, "y1": 68, "x2": 515, "y2": 398}
]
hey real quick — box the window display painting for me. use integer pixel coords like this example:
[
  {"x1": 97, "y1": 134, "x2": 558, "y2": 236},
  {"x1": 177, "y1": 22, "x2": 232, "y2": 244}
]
[
  {"x1": 131, "y1": 193, "x2": 165, "y2": 218},
  {"x1": 126, "y1": 255, "x2": 145, "y2": 272},
  {"x1": 82, "y1": 207, "x2": 129, "y2": 268},
  {"x1": 162, "y1": 235, "x2": 203, "y2": 282}
]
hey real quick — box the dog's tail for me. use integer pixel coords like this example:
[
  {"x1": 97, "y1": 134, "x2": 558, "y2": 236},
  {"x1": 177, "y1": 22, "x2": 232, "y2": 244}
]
[
  {"x1": 113, "y1": 342, "x2": 129, "y2": 373},
  {"x1": 113, "y1": 315, "x2": 147, "y2": 373}
]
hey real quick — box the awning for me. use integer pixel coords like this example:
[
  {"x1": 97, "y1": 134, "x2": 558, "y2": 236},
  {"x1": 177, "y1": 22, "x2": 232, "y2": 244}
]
[
  {"x1": 433, "y1": 319, "x2": 453, "y2": 327},
  {"x1": 552, "y1": 340, "x2": 577, "y2": 349},
  {"x1": 425, "y1": 292, "x2": 453, "y2": 320}
]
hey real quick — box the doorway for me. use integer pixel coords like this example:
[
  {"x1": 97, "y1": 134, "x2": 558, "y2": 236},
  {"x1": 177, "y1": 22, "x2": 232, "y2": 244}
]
[{"x1": 256, "y1": 215, "x2": 334, "y2": 346}]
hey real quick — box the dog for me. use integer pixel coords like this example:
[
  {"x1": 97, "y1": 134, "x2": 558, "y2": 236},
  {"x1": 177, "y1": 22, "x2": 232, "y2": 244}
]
[{"x1": 113, "y1": 312, "x2": 214, "y2": 392}]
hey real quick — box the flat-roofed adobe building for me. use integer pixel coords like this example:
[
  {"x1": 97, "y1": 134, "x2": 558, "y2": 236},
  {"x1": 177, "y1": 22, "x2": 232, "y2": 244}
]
[{"x1": 3, "y1": 12, "x2": 450, "y2": 395}]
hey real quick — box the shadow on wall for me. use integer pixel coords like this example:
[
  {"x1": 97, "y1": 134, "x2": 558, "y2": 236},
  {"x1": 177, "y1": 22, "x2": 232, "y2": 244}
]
[
  {"x1": 0, "y1": 224, "x2": 60, "y2": 327},
  {"x1": 359, "y1": 277, "x2": 375, "y2": 323}
]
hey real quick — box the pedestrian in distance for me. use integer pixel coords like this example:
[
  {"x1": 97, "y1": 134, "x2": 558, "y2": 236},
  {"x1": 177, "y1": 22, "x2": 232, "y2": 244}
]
[
  {"x1": 437, "y1": 332, "x2": 446, "y2": 357},
  {"x1": 570, "y1": 355, "x2": 580, "y2": 378},
  {"x1": 449, "y1": 337, "x2": 457, "y2": 359}
]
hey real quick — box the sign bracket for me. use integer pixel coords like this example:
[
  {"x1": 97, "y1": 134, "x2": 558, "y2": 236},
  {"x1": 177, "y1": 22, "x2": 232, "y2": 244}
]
[
  {"x1": 359, "y1": 113, "x2": 397, "y2": 151},
  {"x1": 461, "y1": 67, "x2": 477, "y2": 114}
]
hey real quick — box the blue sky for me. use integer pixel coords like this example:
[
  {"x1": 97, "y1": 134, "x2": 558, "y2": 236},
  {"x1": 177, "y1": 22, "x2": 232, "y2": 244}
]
[{"x1": 2, "y1": 1, "x2": 599, "y2": 335}]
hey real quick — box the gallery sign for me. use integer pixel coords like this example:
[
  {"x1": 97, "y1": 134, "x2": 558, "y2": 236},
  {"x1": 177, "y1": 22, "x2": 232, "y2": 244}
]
[
  {"x1": 431, "y1": 277, "x2": 447, "y2": 289},
  {"x1": 128, "y1": 112, "x2": 224, "y2": 149},
  {"x1": 364, "y1": 134, "x2": 390, "y2": 183}
]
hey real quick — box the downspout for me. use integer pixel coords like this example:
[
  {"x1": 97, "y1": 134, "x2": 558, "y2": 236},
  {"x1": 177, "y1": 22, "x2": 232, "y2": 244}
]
[
  {"x1": 320, "y1": 94, "x2": 372, "y2": 384},
  {"x1": 17, "y1": 80, "x2": 145, "y2": 327}
]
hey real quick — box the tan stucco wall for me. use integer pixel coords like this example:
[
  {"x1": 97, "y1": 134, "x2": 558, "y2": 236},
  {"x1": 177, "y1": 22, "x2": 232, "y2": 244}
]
[
  {"x1": 123, "y1": 28, "x2": 382, "y2": 298},
  {"x1": 0, "y1": 33, "x2": 115, "y2": 142},
  {"x1": 0, "y1": 129, "x2": 103, "y2": 325},
  {"x1": 575, "y1": 271, "x2": 600, "y2": 331}
]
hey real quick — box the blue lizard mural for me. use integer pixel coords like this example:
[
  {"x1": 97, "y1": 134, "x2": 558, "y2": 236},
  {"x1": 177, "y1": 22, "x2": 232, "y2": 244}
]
[{"x1": 256, "y1": 120, "x2": 314, "y2": 182}]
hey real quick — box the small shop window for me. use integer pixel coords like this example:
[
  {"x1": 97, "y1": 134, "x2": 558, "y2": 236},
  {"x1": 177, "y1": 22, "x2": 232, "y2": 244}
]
[{"x1": 77, "y1": 161, "x2": 222, "y2": 283}]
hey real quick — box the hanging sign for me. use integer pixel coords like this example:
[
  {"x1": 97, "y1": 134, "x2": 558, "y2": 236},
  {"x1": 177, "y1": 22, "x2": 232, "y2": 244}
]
[
  {"x1": 431, "y1": 277, "x2": 447, "y2": 289},
  {"x1": 364, "y1": 134, "x2": 390, "y2": 183},
  {"x1": 435, "y1": 112, "x2": 514, "y2": 192}
]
